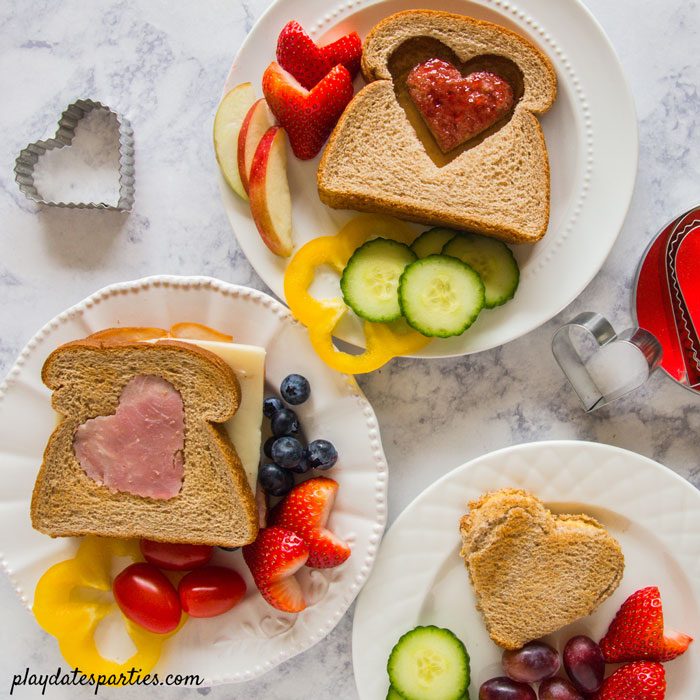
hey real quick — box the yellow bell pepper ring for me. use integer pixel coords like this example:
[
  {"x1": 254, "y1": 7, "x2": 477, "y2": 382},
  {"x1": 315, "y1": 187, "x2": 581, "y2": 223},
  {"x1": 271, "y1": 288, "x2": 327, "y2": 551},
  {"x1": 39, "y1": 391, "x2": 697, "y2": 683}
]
[
  {"x1": 284, "y1": 215, "x2": 431, "y2": 373},
  {"x1": 33, "y1": 537, "x2": 183, "y2": 685}
]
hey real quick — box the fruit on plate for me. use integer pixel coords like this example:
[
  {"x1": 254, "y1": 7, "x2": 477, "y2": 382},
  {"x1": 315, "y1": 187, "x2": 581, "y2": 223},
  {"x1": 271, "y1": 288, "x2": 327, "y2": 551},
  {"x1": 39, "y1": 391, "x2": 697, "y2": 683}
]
[
  {"x1": 248, "y1": 125, "x2": 294, "y2": 257},
  {"x1": 262, "y1": 61, "x2": 354, "y2": 160},
  {"x1": 213, "y1": 82, "x2": 256, "y2": 199},
  {"x1": 178, "y1": 566, "x2": 246, "y2": 618},
  {"x1": 113, "y1": 562, "x2": 181, "y2": 634},
  {"x1": 259, "y1": 462, "x2": 295, "y2": 498},
  {"x1": 303, "y1": 439, "x2": 338, "y2": 471},
  {"x1": 140, "y1": 539, "x2": 213, "y2": 571},
  {"x1": 280, "y1": 372, "x2": 311, "y2": 405},
  {"x1": 479, "y1": 677, "x2": 536, "y2": 699},
  {"x1": 243, "y1": 526, "x2": 309, "y2": 612},
  {"x1": 238, "y1": 98, "x2": 276, "y2": 194},
  {"x1": 502, "y1": 641, "x2": 560, "y2": 683},
  {"x1": 599, "y1": 586, "x2": 693, "y2": 662},
  {"x1": 593, "y1": 661, "x2": 666, "y2": 700},
  {"x1": 563, "y1": 635, "x2": 605, "y2": 694},
  {"x1": 269, "y1": 477, "x2": 350, "y2": 568},
  {"x1": 276, "y1": 20, "x2": 362, "y2": 89},
  {"x1": 538, "y1": 677, "x2": 584, "y2": 700},
  {"x1": 388, "y1": 625, "x2": 470, "y2": 700}
]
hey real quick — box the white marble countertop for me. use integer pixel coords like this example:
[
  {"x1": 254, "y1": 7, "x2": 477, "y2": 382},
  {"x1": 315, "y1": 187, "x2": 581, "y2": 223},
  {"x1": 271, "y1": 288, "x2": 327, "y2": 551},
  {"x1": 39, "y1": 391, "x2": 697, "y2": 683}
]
[{"x1": 1, "y1": 0, "x2": 698, "y2": 698}]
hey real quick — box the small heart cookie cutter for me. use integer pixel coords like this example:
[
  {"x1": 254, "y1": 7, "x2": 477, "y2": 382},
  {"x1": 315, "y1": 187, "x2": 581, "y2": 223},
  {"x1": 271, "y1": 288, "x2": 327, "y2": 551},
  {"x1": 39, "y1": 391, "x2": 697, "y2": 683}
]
[
  {"x1": 14, "y1": 98, "x2": 135, "y2": 212},
  {"x1": 552, "y1": 312, "x2": 662, "y2": 412}
]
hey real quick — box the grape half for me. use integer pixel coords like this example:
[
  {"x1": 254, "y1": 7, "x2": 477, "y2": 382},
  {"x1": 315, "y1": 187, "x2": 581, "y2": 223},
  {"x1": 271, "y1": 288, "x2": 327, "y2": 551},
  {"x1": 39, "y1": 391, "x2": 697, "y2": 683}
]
[
  {"x1": 563, "y1": 635, "x2": 605, "y2": 693},
  {"x1": 479, "y1": 676, "x2": 537, "y2": 700},
  {"x1": 538, "y1": 677, "x2": 585, "y2": 700}
]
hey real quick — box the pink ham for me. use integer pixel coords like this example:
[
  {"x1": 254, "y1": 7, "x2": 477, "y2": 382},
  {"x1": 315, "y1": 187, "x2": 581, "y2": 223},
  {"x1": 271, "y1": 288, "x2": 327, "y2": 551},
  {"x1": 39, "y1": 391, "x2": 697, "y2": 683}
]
[{"x1": 73, "y1": 374, "x2": 185, "y2": 499}]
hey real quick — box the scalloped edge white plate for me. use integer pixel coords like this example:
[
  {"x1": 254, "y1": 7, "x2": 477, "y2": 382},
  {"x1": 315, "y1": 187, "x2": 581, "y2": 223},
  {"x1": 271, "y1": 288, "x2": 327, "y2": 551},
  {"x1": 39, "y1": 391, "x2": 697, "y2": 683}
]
[
  {"x1": 353, "y1": 440, "x2": 700, "y2": 699},
  {"x1": 218, "y1": 0, "x2": 637, "y2": 358},
  {"x1": 0, "y1": 275, "x2": 388, "y2": 685}
]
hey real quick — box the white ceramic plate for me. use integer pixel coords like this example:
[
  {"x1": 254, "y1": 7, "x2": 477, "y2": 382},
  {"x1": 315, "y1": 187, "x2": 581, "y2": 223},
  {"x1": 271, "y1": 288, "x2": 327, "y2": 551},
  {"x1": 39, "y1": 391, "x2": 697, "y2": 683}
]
[
  {"x1": 219, "y1": 0, "x2": 638, "y2": 357},
  {"x1": 353, "y1": 441, "x2": 700, "y2": 699},
  {"x1": 0, "y1": 276, "x2": 388, "y2": 685}
]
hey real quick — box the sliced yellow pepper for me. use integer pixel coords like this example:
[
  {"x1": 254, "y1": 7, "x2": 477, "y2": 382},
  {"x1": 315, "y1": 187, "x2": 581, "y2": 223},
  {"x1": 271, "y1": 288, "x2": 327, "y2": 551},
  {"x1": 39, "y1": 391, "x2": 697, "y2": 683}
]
[
  {"x1": 33, "y1": 537, "x2": 181, "y2": 684},
  {"x1": 284, "y1": 215, "x2": 431, "y2": 373}
]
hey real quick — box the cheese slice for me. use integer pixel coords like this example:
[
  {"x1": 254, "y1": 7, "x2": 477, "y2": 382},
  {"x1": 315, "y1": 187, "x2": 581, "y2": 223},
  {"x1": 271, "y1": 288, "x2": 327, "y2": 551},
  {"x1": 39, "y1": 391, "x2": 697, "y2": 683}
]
[{"x1": 175, "y1": 339, "x2": 265, "y2": 491}]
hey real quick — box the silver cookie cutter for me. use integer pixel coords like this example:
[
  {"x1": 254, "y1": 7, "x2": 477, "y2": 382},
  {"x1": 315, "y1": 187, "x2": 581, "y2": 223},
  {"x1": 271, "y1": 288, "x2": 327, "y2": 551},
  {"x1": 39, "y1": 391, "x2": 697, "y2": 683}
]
[
  {"x1": 552, "y1": 312, "x2": 662, "y2": 412},
  {"x1": 14, "y1": 98, "x2": 135, "y2": 211}
]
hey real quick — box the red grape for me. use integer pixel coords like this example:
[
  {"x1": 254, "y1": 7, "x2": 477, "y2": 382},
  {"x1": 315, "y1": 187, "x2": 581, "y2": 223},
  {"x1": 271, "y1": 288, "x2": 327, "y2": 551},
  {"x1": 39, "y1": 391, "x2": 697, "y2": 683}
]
[
  {"x1": 563, "y1": 635, "x2": 605, "y2": 693},
  {"x1": 538, "y1": 677, "x2": 584, "y2": 700},
  {"x1": 503, "y1": 641, "x2": 560, "y2": 683},
  {"x1": 479, "y1": 677, "x2": 537, "y2": 700}
]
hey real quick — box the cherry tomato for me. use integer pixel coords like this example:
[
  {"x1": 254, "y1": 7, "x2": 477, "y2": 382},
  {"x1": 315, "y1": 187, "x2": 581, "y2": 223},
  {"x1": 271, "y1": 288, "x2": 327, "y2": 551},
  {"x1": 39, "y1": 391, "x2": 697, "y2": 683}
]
[
  {"x1": 178, "y1": 566, "x2": 246, "y2": 618},
  {"x1": 113, "y1": 563, "x2": 181, "y2": 634},
  {"x1": 140, "y1": 539, "x2": 213, "y2": 571}
]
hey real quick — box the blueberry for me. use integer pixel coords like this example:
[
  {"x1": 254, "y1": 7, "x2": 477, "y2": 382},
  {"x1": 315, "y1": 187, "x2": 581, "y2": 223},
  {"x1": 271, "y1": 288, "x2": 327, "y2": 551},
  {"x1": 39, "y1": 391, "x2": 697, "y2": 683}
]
[
  {"x1": 304, "y1": 439, "x2": 338, "y2": 471},
  {"x1": 271, "y1": 408, "x2": 299, "y2": 436},
  {"x1": 271, "y1": 436, "x2": 304, "y2": 468},
  {"x1": 280, "y1": 374, "x2": 311, "y2": 405},
  {"x1": 263, "y1": 396, "x2": 284, "y2": 418},
  {"x1": 258, "y1": 463, "x2": 294, "y2": 497},
  {"x1": 263, "y1": 436, "x2": 276, "y2": 459}
]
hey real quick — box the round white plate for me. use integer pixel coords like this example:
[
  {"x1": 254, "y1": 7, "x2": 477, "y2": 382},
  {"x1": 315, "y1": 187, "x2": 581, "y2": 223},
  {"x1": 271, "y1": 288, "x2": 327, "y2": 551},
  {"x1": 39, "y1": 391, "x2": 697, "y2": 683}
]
[
  {"x1": 219, "y1": 0, "x2": 638, "y2": 358},
  {"x1": 0, "y1": 276, "x2": 388, "y2": 685},
  {"x1": 353, "y1": 441, "x2": 700, "y2": 699}
]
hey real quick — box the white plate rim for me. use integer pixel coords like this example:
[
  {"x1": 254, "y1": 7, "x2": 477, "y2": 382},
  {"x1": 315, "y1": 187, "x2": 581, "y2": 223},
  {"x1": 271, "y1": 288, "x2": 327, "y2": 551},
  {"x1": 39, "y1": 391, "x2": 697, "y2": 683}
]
[
  {"x1": 218, "y1": 0, "x2": 639, "y2": 359},
  {"x1": 0, "y1": 274, "x2": 389, "y2": 684},
  {"x1": 352, "y1": 439, "x2": 700, "y2": 699}
]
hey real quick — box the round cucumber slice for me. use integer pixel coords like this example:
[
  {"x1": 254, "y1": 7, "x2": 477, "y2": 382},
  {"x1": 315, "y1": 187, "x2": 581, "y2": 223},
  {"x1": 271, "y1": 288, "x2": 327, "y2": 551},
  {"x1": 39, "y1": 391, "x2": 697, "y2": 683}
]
[
  {"x1": 341, "y1": 238, "x2": 417, "y2": 322},
  {"x1": 442, "y1": 233, "x2": 519, "y2": 308},
  {"x1": 387, "y1": 625, "x2": 470, "y2": 700},
  {"x1": 386, "y1": 686, "x2": 404, "y2": 700},
  {"x1": 410, "y1": 227, "x2": 457, "y2": 259},
  {"x1": 398, "y1": 255, "x2": 485, "y2": 337}
]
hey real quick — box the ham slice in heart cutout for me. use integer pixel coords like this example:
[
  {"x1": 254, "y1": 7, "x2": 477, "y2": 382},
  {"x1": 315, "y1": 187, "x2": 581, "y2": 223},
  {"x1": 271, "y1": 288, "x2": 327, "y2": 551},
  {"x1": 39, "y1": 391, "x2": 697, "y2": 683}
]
[
  {"x1": 406, "y1": 58, "x2": 515, "y2": 152},
  {"x1": 73, "y1": 375, "x2": 185, "y2": 499},
  {"x1": 675, "y1": 226, "x2": 700, "y2": 364}
]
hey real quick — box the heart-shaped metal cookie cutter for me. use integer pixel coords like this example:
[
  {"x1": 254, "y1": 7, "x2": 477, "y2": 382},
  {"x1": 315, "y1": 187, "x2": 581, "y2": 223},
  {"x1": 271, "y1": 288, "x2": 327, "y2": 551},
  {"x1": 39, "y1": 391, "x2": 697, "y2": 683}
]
[
  {"x1": 14, "y1": 99, "x2": 134, "y2": 211},
  {"x1": 552, "y1": 312, "x2": 662, "y2": 411}
]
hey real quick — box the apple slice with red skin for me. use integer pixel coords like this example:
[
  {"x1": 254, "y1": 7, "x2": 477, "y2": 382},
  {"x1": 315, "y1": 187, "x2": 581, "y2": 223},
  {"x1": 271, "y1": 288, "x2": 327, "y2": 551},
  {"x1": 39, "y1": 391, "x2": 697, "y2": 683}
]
[
  {"x1": 248, "y1": 126, "x2": 294, "y2": 257},
  {"x1": 237, "y1": 98, "x2": 275, "y2": 194}
]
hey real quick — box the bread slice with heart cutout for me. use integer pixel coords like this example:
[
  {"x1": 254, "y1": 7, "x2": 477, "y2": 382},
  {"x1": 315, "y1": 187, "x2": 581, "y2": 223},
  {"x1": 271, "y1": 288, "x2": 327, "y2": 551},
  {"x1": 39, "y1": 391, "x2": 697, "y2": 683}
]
[
  {"x1": 31, "y1": 339, "x2": 259, "y2": 548},
  {"x1": 317, "y1": 10, "x2": 557, "y2": 243},
  {"x1": 459, "y1": 489, "x2": 624, "y2": 649}
]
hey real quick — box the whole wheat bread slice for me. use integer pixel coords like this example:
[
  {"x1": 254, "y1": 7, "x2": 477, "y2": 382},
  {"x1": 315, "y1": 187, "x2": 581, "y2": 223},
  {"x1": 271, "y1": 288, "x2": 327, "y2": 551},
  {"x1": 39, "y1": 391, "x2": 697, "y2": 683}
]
[
  {"x1": 31, "y1": 339, "x2": 259, "y2": 547},
  {"x1": 317, "y1": 10, "x2": 557, "y2": 243},
  {"x1": 459, "y1": 489, "x2": 624, "y2": 649}
]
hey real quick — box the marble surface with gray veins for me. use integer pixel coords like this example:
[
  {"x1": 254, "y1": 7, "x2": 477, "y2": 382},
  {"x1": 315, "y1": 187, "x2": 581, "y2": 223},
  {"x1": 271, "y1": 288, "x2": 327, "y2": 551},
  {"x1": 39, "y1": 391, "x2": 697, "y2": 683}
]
[{"x1": 0, "y1": 0, "x2": 698, "y2": 698}]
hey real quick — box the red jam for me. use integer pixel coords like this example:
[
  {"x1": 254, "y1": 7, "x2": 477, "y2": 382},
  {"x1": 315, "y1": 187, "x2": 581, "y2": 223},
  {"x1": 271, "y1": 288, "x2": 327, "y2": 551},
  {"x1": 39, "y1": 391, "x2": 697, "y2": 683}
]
[{"x1": 406, "y1": 58, "x2": 515, "y2": 152}]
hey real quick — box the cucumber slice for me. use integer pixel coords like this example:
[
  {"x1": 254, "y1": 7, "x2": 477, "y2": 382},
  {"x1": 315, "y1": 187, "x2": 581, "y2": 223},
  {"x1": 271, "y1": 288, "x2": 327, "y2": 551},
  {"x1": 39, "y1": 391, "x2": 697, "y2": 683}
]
[
  {"x1": 410, "y1": 228, "x2": 457, "y2": 259},
  {"x1": 341, "y1": 238, "x2": 417, "y2": 322},
  {"x1": 386, "y1": 687, "x2": 404, "y2": 700},
  {"x1": 387, "y1": 625, "x2": 470, "y2": 700},
  {"x1": 398, "y1": 255, "x2": 484, "y2": 337},
  {"x1": 442, "y1": 233, "x2": 519, "y2": 308}
]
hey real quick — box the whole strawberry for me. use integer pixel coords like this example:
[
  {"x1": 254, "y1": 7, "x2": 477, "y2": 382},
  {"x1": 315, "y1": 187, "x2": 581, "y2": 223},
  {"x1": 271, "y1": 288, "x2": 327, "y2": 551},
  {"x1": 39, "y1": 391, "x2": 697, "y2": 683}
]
[
  {"x1": 269, "y1": 476, "x2": 351, "y2": 568},
  {"x1": 594, "y1": 661, "x2": 666, "y2": 700},
  {"x1": 600, "y1": 586, "x2": 693, "y2": 662},
  {"x1": 262, "y1": 61, "x2": 354, "y2": 160}
]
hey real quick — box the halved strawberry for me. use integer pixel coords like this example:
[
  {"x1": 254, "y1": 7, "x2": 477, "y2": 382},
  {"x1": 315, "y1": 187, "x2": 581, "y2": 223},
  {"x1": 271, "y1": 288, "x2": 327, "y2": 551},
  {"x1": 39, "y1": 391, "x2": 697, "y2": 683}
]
[
  {"x1": 593, "y1": 661, "x2": 666, "y2": 700},
  {"x1": 262, "y1": 61, "x2": 354, "y2": 160},
  {"x1": 269, "y1": 477, "x2": 351, "y2": 569},
  {"x1": 600, "y1": 586, "x2": 693, "y2": 662},
  {"x1": 320, "y1": 32, "x2": 362, "y2": 80},
  {"x1": 242, "y1": 527, "x2": 309, "y2": 613}
]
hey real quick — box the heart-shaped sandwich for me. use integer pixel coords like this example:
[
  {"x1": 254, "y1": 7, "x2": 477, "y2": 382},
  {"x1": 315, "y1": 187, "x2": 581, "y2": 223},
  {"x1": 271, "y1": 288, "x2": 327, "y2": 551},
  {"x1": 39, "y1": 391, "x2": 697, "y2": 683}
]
[{"x1": 459, "y1": 489, "x2": 624, "y2": 649}]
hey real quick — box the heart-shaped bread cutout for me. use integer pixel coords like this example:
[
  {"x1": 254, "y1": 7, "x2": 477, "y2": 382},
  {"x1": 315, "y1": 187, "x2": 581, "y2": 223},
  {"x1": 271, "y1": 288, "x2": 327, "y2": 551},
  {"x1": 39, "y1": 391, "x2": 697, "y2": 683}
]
[
  {"x1": 459, "y1": 489, "x2": 624, "y2": 650},
  {"x1": 73, "y1": 374, "x2": 185, "y2": 499},
  {"x1": 406, "y1": 58, "x2": 515, "y2": 153}
]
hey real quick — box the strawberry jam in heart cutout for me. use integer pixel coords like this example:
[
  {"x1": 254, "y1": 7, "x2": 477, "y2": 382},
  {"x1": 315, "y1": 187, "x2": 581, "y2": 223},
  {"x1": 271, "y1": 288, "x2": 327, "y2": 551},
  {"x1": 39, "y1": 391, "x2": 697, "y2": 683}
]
[
  {"x1": 389, "y1": 38, "x2": 524, "y2": 167},
  {"x1": 406, "y1": 58, "x2": 515, "y2": 153},
  {"x1": 73, "y1": 375, "x2": 185, "y2": 500}
]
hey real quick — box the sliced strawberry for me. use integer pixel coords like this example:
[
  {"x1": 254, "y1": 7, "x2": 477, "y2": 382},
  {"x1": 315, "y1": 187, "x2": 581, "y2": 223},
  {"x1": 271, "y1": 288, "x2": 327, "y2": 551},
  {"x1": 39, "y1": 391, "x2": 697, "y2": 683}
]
[
  {"x1": 600, "y1": 586, "x2": 693, "y2": 662},
  {"x1": 262, "y1": 61, "x2": 354, "y2": 160},
  {"x1": 269, "y1": 477, "x2": 351, "y2": 569},
  {"x1": 242, "y1": 527, "x2": 308, "y2": 613},
  {"x1": 276, "y1": 20, "x2": 331, "y2": 91},
  {"x1": 593, "y1": 661, "x2": 666, "y2": 700},
  {"x1": 320, "y1": 32, "x2": 362, "y2": 80}
]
